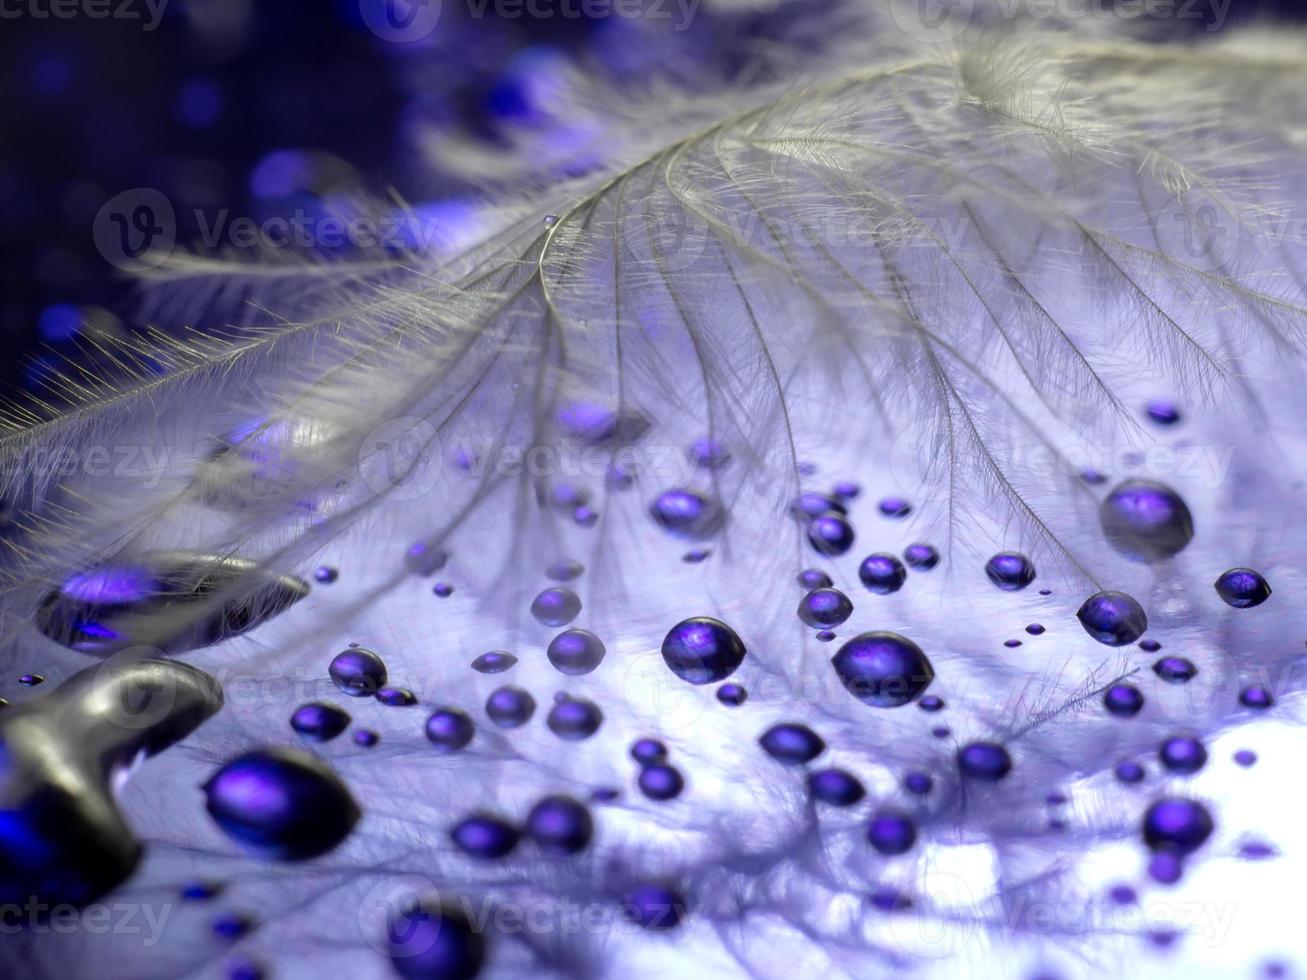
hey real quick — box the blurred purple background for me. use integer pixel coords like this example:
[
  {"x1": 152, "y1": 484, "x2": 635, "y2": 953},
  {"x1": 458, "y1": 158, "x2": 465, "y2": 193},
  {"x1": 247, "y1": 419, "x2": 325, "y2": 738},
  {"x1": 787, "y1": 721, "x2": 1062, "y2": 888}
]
[{"x1": 0, "y1": 0, "x2": 1297, "y2": 408}]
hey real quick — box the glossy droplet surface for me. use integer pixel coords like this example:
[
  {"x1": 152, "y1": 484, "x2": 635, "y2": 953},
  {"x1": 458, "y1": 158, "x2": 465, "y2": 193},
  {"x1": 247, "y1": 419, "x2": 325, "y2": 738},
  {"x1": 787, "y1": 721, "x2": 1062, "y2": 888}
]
[
  {"x1": 1153, "y1": 657, "x2": 1197, "y2": 683},
  {"x1": 525, "y1": 795, "x2": 593, "y2": 855},
  {"x1": 377, "y1": 687, "x2": 417, "y2": 707},
  {"x1": 485, "y1": 687, "x2": 535, "y2": 728},
  {"x1": 329, "y1": 648, "x2": 388, "y2": 697},
  {"x1": 290, "y1": 702, "x2": 350, "y2": 742},
  {"x1": 545, "y1": 559, "x2": 584, "y2": 582},
  {"x1": 902, "y1": 543, "x2": 939, "y2": 570},
  {"x1": 630, "y1": 738, "x2": 667, "y2": 765},
  {"x1": 650, "y1": 488, "x2": 724, "y2": 540},
  {"x1": 1103, "y1": 684, "x2": 1144, "y2": 718},
  {"x1": 807, "y1": 513, "x2": 856, "y2": 557},
  {"x1": 716, "y1": 683, "x2": 747, "y2": 707},
  {"x1": 831, "y1": 632, "x2": 934, "y2": 708},
  {"x1": 530, "y1": 587, "x2": 581, "y2": 627},
  {"x1": 386, "y1": 896, "x2": 485, "y2": 980},
  {"x1": 957, "y1": 742, "x2": 1012, "y2": 782},
  {"x1": 1115, "y1": 761, "x2": 1145, "y2": 784},
  {"x1": 1076, "y1": 591, "x2": 1148, "y2": 646},
  {"x1": 638, "y1": 764, "x2": 685, "y2": 801},
  {"x1": 450, "y1": 814, "x2": 519, "y2": 859},
  {"x1": 470, "y1": 651, "x2": 516, "y2": 674},
  {"x1": 687, "y1": 437, "x2": 730, "y2": 470},
  {"x1": 797, "y1": 568, "x2": 833, "y2": 590},
  {"x1": 791, "y1": 492, "x2": 846, "y2": 521},
  {"x1": 858, "y1": 554, "x2": 906, "y2": 595},
  {"x1": 37, "y1": 552, "x2": 309, "y2": 655},
  {"x1": 807, "y1": 768, "x2": 865, "y2": 806},
  {"x1": 1099, "y1": 480, "x2": 1194, "y2": 562},
  {"x1": 1143, "y1": 798, "x2": 1213, "y2": 854},
  {"x1": 624, "y1": 884, "x2": 686, "y2": 930},
  {"x1": 984, "y1": 553, "x2": 1036, "y2": 591},
  {"x1": 546, "y1": 629, "x2": 607, "y2": 676},
  {"x1": 403, "y1": 541, "x2": 448, "y2": 577},
  {"x1": 1158, "y1": 735, "x2": 1207, "y2": 774},
  {"x1": 867, "y1": 811, "x2": 917, "y2": 855},
  {"x1": 878, "y1": 497, "x2": 911, "y2": 518},
  {"x1": 797, "y1": 588, "x2": 853, "y2": 628},
  {"x1": 1214, "y1": 568, "x2": 1272, "y2": 608},
  {"x1": 425, "y1": 707, "x2": 475, "y2": 753},
  {"x1": 758, "y1": 723, "x2": 825, "y2": 765},
  {"x1": 546, "y1": 695, "x2": 603, "y2": 740},
  {"x1": 660, "y1": 617, "x2": 747, "y2": 685},
  {"x1": 204, "y1": 748, "x2": 359, "y2": 861},
  {"x1": 1240, "y1": 685, "x2": 1273, "y2": 709}
]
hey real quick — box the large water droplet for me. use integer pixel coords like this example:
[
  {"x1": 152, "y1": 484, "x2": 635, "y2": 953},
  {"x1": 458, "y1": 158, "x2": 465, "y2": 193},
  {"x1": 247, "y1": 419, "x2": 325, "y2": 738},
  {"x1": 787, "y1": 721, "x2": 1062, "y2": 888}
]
[
  {"x1": 660, "y1": 617, "x2": 746, "y2": 685},
  {"x1": 38, "y1": 552, "x2": 309, "y2": 655},
  {"x1": 530, "y1": 587, "x2": 582, "y2": 627},
  {"x1": 649, "y1": 488, "x2": 725, "y2": 540},
  {"x1": 1099, "y1": 480, "x2": 1194, "y2": 562},
  {"x1": 1076, "y1": 591, "x2": 1148, "y2": 646},
  {"x1": 831, "y1": 632, "x2": 934, "y2": 707},
  {"x1": 546, "y1": 629, "x2": 606, "y2": 676},
  {"x1": 204, "y1": 748, "x2": 359, "y2": 860},
  {"x1": 329, "y1": 648, "x2": 387, "y2": 696}
]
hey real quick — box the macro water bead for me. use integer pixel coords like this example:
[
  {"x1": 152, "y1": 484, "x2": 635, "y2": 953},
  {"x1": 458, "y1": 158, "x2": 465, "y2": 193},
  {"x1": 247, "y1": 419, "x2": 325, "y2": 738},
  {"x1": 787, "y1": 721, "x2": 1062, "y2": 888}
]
[
  {"x1": 425, "y1": 707, "x2": 475, "y2": 753},
  {"x1": 791, "y1": 492, "x2": 847, "y2": 521},
  {"x1": 1103, "y1": 684, "x2": 1145, "y2": 718},
  {"x1": 984, "y1": 552, "x2": 1036, "y2": 591},
  {"x1": 807, "y1": 512, "x2": 856, "y2": 557},
  {"x1": 328, "y1": 648, "x2": 388, "y2": 697},
  {"x1": 650, "y1": 488, "x2": 725, "y2": 540},
  {"x1": 1158, "y1": 736, "x2": 1208, "y2": 774},
  {"x1": 807, "y1": 768, "x2": 865, "y2": 806},
  {"x1": 797, "y1": 568, "x2": 833, "y2": 590},
  {"x1": 758, "y1": 723, "x2": 826, "y2": 765},
  {"x1": 1143, "y1": 798, "x2": 1214, "y2": 855},
  {"x1": 957, "y1": 742, "x2": 1013, "y2": 782},
  {"x1": 867, "y1": 811, "x2": 917, "y2": 856},
  {"x1": 525, "y1": 795, "x2": 593, "y2": 855},
  {"x1": 1153, "y1": 656, "x2": 1198, "y2": 683},
  {"x1": 450, "y1": 814, "x2": 520, "y2": 859},
  {"x1": 289, "y1": 702, "x2": 350, "y2": 742},
  {"x1": 1099, "y1": 480, "x2": 1194, "y2": 562},
  {"x1": 485, "y1": 687, "x2": 536, "y2": 728},
  {"x1": 1076, "y1": 591, "x2": 1148, "y2": 646},
  {"x1": 546, "y1": 695, "x2": 603, "y2": 740},
  {"x1": 624, "y1": 884, "x2": 686, "y2": 931},
  {"x1": 638, "y1": 764, "x2": 685, "y2": 801},
  {"x1": 902, "y1": 543, "x2": 939, "y2": 570},
  {"x1": 660, "y1": 617, "x2": 747, "y2": 685},
  {"x1": 830, "y1": 632, "x2": 934, "y2": 708},
  {"x1": 1214, "y1": 568, "x2": 1272, "y2": 608},
  {"x1": 797, "y1": 588, "x2": 853, "y2": 628},
  {"x1": 530, "y1": 587, "x2": 582, "y2": 627},
  {"x1": 546, "y1": 629, "x2": 607, "y2": 676},
  {"x1": 858, "y1": 553, "x2": 907, "y2": 594},
  {"x1": 386, "y1": 896, "x2": 485, "y2": 980},
  {"x1": 470, "y1": 651, "x2": 517, "y2": 674},
  {"x1": 204, "y1": 748, "x2": 360, "y2": 861}
]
